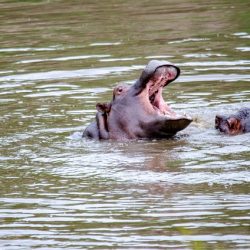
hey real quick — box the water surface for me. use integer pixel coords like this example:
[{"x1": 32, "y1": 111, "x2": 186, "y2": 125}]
[{"x1": 0, "y1": 0, "x2": 250, "y2": 249}]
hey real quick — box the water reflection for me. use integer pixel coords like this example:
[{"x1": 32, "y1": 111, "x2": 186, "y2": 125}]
[{"x1": 0, "y1": 0, "x2": 250, "y2": 249}]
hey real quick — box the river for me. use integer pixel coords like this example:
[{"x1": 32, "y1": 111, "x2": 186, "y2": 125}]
[{"x1": 0, "y1": 0, "x2": 250, "y2": 249}]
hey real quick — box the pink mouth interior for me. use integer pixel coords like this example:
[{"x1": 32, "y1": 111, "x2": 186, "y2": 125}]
[{"x1": 148, "y1": 66, "x2": 177, "y2": 116}]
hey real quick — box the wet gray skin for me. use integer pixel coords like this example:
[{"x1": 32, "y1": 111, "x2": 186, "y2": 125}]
[{"x1": 83, "y1": 60, "x2": 192, "y2": 140}]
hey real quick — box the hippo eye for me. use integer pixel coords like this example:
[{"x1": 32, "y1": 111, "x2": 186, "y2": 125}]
[{"x1": 117, "y1": 87, "x2": 123, "y2": 94}]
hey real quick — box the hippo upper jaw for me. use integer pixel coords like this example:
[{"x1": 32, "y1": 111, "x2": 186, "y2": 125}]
[{"x1": 139, "y1": 63, "x2": 192, "y2": 119}]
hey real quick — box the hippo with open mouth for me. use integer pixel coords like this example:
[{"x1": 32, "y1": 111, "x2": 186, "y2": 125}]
[{"x1": 83, "y1": 60, "x2": 192, "y2": 140}]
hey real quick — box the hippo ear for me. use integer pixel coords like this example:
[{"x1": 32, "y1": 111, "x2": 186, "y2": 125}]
[{"x1": 96, "y1": 103, "x2": 111, "y2": 113}]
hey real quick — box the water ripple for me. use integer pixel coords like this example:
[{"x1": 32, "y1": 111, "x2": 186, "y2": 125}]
[
  {"x1": 16, "y1": 54, "x2": 111, "y2": 64},
  {"x1": 168, "y1": 38, "x2": 210, "y2": 44},
  {"x1": 0, "y1": 66, "x2": 143, "y2": 82}
]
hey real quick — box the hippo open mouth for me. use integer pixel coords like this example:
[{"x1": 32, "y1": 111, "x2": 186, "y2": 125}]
[
  {"x1": 83, "y1": 60, "x2": 192, "y2": 140},
  {"x1": 147, "y1": 65, "x2": 179, "y2": 116}
]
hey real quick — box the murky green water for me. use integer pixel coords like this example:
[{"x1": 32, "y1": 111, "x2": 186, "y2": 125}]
[{"x1": 0, "y1": 0, "x2": 250, "y2": 249}]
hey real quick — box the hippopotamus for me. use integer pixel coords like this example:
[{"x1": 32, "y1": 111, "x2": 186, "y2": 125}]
[
  {"x1": 215, "y1": 108, "x2": 250, "y2": 135},
  {"x1": 83, "y1": 60, "x2": 192, "y2": 140}
]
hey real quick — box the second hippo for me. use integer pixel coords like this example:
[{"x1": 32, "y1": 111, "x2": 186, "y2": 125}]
[{"x1": 215, "y1": 107, "x2": 250, "y2": 135}]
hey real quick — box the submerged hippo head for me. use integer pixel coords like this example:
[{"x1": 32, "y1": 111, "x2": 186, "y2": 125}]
[
  {"x1": 215, "y1": 108, "x2": 250, "y2": 135},
  {"x1": 83, "y1": 60, "x2": 192, "y2": 140}
]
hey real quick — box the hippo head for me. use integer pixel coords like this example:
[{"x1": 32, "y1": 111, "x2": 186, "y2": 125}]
[
  {"x1": 215, "y1": 108, "x2": 250, "y2": 135},
  {"x1": 84, "y1": 60, "x2": 192, "y2": 140}
]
